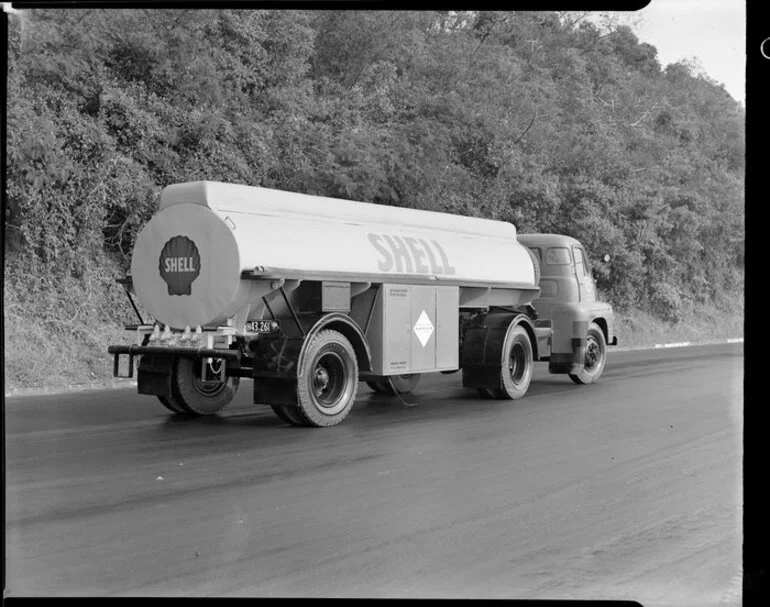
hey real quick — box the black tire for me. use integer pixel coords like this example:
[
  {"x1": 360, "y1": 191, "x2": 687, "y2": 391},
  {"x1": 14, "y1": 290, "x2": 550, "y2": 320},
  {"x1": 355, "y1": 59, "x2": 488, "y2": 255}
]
[
  {"x1": 569, "y1": 323, "x2": 607, "y2": 385},
  {"x1": 171, "y1": 357, "x2": 240, "y2": 416},
  {"x1": 490, "y1": 324, "x2": 534, "y2": 399},
  {"x1": 368, "y1": 374, "x2": 421, "y2": 395},
  {"x1": 366, "y1": 380, "x2": 385, "y2": 393},
  {"x1": 157, "y1": 395, "x2": 187, "y2": 414},
  {"x1": 296, "y1": 330, "x2": 358, "y2": 427},
  {"x1": 271, "y1": 404, "x2": 307, "y2": 426},
  {"x1": 138, "y1": 355, "x2": 187, "y2": 415},
  {"x1": 385, "y1": 374, "x2": 421, "y2": 394}
]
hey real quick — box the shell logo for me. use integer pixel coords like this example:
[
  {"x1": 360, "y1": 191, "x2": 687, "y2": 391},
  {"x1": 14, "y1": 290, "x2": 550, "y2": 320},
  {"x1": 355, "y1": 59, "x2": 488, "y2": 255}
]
[{"x1": 158, "y1": 235, "x2": 201, "y2": 296}]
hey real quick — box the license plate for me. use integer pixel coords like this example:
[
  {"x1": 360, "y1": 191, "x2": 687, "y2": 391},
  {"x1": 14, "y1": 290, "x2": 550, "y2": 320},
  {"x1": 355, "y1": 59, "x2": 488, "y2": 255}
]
[{"x1": 246, "y1": 320, "x2": 278, "y2": 333}]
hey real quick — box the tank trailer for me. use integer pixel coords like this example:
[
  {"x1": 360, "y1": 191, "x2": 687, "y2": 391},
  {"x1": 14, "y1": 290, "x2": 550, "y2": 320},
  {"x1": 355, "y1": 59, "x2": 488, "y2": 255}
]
[{"x1": 109, "y1": 181, "x2": 617, "y2": 427}]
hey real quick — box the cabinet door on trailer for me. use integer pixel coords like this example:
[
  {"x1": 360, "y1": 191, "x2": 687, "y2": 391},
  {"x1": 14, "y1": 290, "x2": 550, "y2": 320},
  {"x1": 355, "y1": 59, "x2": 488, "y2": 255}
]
[{"x1": 370, "y1": 284, "x2": 459, "y2": 375}]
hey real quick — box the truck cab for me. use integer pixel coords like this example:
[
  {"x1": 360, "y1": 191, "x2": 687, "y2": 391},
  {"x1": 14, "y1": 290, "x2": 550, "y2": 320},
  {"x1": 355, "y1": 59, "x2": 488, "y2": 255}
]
[{"x1": 517, "y1": 234, "x2": 617, "y2": 384}]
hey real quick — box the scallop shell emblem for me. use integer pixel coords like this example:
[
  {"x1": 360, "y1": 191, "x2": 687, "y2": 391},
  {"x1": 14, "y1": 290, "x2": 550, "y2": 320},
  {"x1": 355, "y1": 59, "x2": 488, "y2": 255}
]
[{"x1": 158, "y1": 236, "x2": 201, "y2": 296}]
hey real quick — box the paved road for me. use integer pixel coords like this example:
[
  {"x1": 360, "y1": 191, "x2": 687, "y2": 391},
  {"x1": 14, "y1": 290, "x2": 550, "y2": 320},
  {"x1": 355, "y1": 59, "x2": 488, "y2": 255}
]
[{"x1": 5, "y1": 344, "x2": 743, "y2": 604}]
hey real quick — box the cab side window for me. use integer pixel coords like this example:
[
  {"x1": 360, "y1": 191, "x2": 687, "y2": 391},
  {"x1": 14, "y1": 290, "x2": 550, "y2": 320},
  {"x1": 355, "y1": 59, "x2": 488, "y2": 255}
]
[
  {"x1": 545, "y1": 247, "x2": 571, "y2": 265},
  {"x1": 529, "y1": 247, "x2": 542, "y2": 264}
]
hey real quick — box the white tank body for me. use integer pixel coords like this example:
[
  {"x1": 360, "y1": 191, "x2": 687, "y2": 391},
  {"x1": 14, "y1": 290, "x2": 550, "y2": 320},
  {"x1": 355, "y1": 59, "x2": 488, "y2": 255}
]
[{"x1": 131, "y1": 181, "x2": 536, "y2": 329}]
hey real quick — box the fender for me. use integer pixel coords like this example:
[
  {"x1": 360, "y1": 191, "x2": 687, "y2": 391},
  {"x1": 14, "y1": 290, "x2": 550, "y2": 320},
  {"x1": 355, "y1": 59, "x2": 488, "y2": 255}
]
[
  {"x1": 251, "y1": 312, "x2": 372, "y2": 408},
  {"x1": 251, "y1": 312, "x2": 372, "y2": 381},
  {"x1": 461, "y1": 312, "x2": 538, "y2": 366},
  {"x1": 461, "y1": 312, "x2": 537, "y2": 389},
  {"x1": 297, "y1": 312, "x2": 373, "y2": 377}
]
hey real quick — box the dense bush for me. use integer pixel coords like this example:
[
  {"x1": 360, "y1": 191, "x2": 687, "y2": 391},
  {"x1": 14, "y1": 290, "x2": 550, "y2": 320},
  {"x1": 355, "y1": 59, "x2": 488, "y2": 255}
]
[{"x1": 6, "y1": 9, "x2": 744, "y2": 336}]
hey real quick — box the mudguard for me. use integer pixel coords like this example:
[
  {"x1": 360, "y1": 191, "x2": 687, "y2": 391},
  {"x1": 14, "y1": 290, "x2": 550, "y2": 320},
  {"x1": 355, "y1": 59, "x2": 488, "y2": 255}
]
[{"x1": 461, "y1": 312, "x2": 536, "y2": 389}]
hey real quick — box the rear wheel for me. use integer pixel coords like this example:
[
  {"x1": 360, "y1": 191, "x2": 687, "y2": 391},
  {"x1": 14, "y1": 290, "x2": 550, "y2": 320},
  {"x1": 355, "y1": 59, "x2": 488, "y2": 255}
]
[
  {"x1": 157, "y1": 395, "x2": 186, "y2": 414},
  {"x1": 296, "y1": 330, "x2": 358, "y2": 427},
  {"x1": 569, "y1": 323, "x2": 607, "y2": 385},
  {"x1": 366, "y1": 380, "x2": 386, "y2": 393},
  {"x1": 386, "y1": 374, "x2": 421, "y2": 394},
  {"x1": 271, "y1": 404, "x2": 307, "y2": 426},
  {"x1": 138, "y1": 354, "x2": 188, "y2": 415},
  {"x1": 171, "y1": 357, "x2": 240, "y2": 415},
  {"x1": 489, "y1": 324, "x2": 534, "y2": 399},
  {"x1": 367, "y1": 374, "x2": 421, "y2": 395}
]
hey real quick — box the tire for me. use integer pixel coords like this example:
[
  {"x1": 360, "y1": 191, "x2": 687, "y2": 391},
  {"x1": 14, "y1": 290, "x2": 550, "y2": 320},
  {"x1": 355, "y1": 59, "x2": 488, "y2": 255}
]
[
  {"x1": 138, "y1": 354, "x2": 187, "y2": 415},
  {"x1": 490, "y1": 324, "x2": 534, "y2": 399},
  {"x1": 367, "y1": 380, "x2": 385, "y2": 393},
  {"x1": 569, "y1": 323, "x2": 607, "y2": 385},
  {"x1": 171, "y1": 356, "x2": 240, "y2": 416},
  {"x1": 368, "y1": 374, "x2": 421, "y2": 395},
  {"x1": 157, "y1": 395, "x2": 186, "y2": 414},
  {"x1": 385, "y1": 374, "x2": 421, "y2": 394},
  {"x1": 271, "y1": 404, "x2": 307, "y2": 426},
  {"x1": 296, "y1": 330, "x2": 358, "y2": 427}
]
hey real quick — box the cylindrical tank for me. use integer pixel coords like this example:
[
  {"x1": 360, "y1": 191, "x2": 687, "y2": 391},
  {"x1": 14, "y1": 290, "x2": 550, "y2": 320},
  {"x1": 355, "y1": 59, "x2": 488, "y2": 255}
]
[{"x1": 131, "y1": 181, "x2": 536, "y2": 329}]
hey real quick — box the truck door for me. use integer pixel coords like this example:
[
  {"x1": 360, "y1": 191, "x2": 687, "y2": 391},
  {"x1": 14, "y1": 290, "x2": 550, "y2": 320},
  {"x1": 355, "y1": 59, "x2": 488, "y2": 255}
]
[{"x1": 572, "y1": 246, "x2": 596, "y2": 302}]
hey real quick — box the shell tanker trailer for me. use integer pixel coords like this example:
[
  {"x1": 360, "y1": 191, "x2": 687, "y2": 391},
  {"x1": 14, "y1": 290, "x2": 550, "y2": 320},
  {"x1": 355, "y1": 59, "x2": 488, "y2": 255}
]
[{"x1": 109, "y1": 181, "x2": 617, "y2": 427}]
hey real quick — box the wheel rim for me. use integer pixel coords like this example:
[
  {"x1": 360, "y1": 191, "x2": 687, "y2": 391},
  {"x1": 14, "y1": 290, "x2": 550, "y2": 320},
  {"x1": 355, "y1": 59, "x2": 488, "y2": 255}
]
[
  {"x1": 193, "y1": 359, "x2": 228, "y2": 397},
  {"x1": 584, "y1": 336, "x2": 602, "y2": 373},
  {"x1": 312, "y1": 352, "x2": 348, "y2": 410},
  {"x1": 509, "y1": 342, "x2": 527, "y2": 385}
]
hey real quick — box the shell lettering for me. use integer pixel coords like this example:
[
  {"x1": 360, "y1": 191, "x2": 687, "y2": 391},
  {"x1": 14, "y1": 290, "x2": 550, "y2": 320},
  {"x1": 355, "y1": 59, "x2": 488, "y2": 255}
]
[{"x1": 158, "y1": 236, "x2": 201, "y2": 296}]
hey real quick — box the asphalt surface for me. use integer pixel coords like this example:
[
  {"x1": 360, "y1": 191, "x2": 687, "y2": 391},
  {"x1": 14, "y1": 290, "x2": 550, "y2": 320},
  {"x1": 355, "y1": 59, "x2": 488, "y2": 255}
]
[{"x1": 5, "y1": 343, "x2": 743, "y2": 603}]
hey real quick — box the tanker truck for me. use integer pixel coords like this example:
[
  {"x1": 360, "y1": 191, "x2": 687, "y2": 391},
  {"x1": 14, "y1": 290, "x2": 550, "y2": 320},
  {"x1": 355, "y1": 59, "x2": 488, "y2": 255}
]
[{"x1": 108, "y1": 181, "x2": 616, "y2": 427}]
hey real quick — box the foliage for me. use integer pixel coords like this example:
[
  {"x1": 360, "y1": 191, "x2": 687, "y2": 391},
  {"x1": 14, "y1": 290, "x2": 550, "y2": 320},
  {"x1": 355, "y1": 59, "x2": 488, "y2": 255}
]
[{"x1": 6, "y1": 9, "x2": 744, "y2": 350}]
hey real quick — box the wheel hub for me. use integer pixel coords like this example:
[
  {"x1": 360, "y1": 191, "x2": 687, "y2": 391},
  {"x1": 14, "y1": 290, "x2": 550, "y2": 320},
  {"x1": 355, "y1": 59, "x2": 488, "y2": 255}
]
[
  {"x1": 585, "y1": 337, "x2": 600, "y2": 369},
  {"x1": 509, "y1": 343, "x2": 526, "y2": 384},
  {"x1": 314, "y1": 366, "x2": 331, "y2": 395}
]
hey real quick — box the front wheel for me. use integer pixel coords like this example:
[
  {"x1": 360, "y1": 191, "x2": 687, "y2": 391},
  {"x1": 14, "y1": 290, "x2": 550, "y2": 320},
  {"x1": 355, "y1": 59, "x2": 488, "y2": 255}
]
[
  {"x1": 171, "y1": 357, "x2": 240, "y2": 415},
  {"x1": 569, "y1": 323, "x2": 607, "y2": 385},
  {"x1": 296, "y1": 330, "x2": 359, "y2": 427}
]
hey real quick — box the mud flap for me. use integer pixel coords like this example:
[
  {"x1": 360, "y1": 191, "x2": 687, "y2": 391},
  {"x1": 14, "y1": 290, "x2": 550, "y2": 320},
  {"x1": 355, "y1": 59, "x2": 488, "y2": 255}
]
[
  {"x1": 253, "y1": 377, "x2": 298, "y2": 407},
  {"x1": 137, "y1": 354, "x2": 174, "y2": 398}
]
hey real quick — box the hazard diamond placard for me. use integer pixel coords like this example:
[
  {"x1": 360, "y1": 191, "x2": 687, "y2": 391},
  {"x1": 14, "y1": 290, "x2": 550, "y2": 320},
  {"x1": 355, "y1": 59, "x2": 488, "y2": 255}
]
[{"x1": 413, "y1": 310, "x2": 434, "y2": 347}]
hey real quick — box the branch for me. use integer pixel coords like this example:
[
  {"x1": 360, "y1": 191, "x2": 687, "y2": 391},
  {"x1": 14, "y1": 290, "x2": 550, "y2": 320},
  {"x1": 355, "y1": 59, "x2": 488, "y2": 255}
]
[
  {"x1": 513, "y1": 110, "x2": 538, "y2": 145},
  {"x1": 629, "y1": 102, "x2": 660, "y2": 127}
]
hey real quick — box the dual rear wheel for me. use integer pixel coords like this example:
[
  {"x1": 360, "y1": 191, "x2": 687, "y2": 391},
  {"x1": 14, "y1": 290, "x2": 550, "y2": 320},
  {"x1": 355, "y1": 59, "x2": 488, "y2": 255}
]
[
  {"x1": 147, "y1": 355, "x2": 240, "y2": 416},
  {"x1": 272, "y1": 330, "x2": 359, "y2": 427},
  {"x1": 476, "y1": 324, "x2": 534, "y2": 400}
]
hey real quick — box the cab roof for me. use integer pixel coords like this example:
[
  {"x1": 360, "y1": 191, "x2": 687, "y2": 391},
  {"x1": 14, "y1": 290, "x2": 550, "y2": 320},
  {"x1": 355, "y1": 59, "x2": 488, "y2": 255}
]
[{"x1": 517, "y1": 233, "x2": 582, "y2": 248}]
